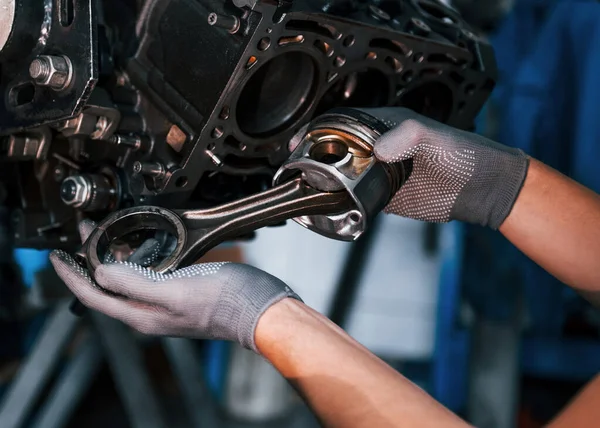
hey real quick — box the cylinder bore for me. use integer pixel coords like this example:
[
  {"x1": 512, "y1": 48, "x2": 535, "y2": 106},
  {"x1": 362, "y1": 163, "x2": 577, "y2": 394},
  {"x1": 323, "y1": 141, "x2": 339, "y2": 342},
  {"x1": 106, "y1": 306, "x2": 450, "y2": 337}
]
[
  {"x1": 315, "y1": 68, "x2": 389, "y2": 116},
  {"x1": 236, "y1": 52, "x2": 317, "y2": 137},
  {"x1": 397, "y1": 81, "x2": 453, "y2": 123}
]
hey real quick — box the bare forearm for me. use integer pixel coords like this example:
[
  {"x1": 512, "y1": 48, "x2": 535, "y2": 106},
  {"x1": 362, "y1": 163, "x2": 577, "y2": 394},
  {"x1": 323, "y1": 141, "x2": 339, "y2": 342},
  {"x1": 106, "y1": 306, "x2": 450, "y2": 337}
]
[
  {"x1": 548, "y1": 375, "x2": 600, "y2": 428},
  {"x1": 255, "y1": 298, "x2": 469, "y2": 428},
  {"x1": 500, "y1": 158, "x2": 600, "y2": 293}
]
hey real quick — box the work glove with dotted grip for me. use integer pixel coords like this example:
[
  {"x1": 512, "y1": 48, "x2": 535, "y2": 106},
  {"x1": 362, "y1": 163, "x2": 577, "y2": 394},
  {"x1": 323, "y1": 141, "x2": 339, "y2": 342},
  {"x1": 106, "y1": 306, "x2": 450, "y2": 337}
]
[
  {"x1": 358, "y1": 107, "x2": 530, "y2": 229},
  {"x1": 49, "y1": 220, "x2": 301, "y2": 353}
]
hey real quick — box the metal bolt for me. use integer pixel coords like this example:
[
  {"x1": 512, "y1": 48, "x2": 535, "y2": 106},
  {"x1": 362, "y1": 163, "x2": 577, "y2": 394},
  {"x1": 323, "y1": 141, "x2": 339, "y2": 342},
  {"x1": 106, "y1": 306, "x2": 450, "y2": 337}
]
[
  {"x1": 60, "y1": 175, "x2": 91, "y2": 208},
  {"x1": 414, "y1": 18, "x2": 431, "y2": 32},
  {"x1": 29, "y1": 55, "x2": 73, "y2": 91},
  {"x1": 205, "y1": 150, "x2": 223, "y2": 167},
  {"x1": 211, "y1": 127, "x2": 224, "y2": 139},
  {"x1": 60, "y1": 174, "x2": 116, "y2": 211},
  {"x1": 29, "y1": 59, "x2": 50, "y2": 80},
  {"x1": 208, "y1": 13, "x2": 240, "y2": 34},
  {"x1": 408, "y1": 18, "x2": 431, "y2": 36},
  {"x1": 368, "y1": 5, "x2": 391, "y2": 21},
  {"x1": 133, "y1": 161, "x2": 165, "y2": 178},
  {"x1": 109, "y1": 134, "x2": 143, "y2": 151}
]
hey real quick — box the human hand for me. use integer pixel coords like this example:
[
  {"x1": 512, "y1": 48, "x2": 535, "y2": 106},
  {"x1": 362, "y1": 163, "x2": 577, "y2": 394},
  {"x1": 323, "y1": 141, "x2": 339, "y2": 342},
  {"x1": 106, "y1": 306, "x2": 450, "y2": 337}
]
[
  {"x1": 357, "y1": 107, "x2": 530, "y2": 229},
  {"x1": 50, "y1": 220, "x2": 301, "y2": 352}
]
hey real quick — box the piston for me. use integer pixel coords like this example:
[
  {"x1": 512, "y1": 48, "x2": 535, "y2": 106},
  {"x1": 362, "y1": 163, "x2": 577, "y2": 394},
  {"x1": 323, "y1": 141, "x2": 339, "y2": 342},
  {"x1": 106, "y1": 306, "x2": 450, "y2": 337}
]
[{"x1": 273, "y1": 108, "x2": 409, "y2": 241}]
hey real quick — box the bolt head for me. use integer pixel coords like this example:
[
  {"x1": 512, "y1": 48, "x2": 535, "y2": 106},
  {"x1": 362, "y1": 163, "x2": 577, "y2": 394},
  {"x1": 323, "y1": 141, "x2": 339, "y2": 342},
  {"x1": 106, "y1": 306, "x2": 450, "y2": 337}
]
[
  {"x1": 132, "y1": 161, "x2": 143, "y2": 174},
  {"x1": 60, "y1": 175, "x2": 90, "y2": 208},
  {"x1": 413, "y1": 18, "x2": 430, "y2": 31},
  {"x1": 409, "y1": 18, "x2": 431, "y2": 36},
  {"x1": 369, "y1": 5, "x2": 391, "y2": 21},
  {"x1": 29, "y1": 59, "x2": 47, "y2": 80},
  {"x1": 30, "y1": 55, "x2": 72, "y2": 91}
]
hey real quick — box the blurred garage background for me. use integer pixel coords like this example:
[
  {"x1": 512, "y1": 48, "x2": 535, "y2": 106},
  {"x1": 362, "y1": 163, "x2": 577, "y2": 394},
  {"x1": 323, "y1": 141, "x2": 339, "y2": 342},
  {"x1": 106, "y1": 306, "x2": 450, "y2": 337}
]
[{"x1": 1, "y1": 0, "x2": 600, "y2": 427}]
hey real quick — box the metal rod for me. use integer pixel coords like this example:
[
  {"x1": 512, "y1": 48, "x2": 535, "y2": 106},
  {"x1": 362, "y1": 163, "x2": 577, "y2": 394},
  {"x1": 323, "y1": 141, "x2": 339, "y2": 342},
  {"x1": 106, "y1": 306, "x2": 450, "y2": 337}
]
[
  {"x1": 162, "y1": 338, "x2": 220, "y2": 428},
  {"x1": 90, "y1": 312, "x2": 168, "y2": 428},
  {"x1": 0, "y1": 300, "x2": 79, "y2": 428},
  {"x1": 30, "y1": 332, "x2": 103, "y2": 428}
]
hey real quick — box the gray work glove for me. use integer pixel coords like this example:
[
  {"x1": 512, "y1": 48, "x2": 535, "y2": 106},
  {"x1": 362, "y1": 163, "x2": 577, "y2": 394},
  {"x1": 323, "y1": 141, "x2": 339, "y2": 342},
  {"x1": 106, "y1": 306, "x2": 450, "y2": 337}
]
[
  {"x1": 50, "y1": 220, "x2": 301, "y2": 352},
  {"x1": 358, "y1": 107, "x2": 530, "y2": 229}
]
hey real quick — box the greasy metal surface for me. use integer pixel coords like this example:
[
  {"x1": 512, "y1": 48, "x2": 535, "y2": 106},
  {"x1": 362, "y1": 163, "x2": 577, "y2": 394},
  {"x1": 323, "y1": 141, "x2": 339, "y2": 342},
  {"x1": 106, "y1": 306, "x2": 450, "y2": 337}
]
[
  {"x1": 126, "y1": 0, "x2": 496, "y2": 205},
  {"x1": 83, "y1": 178, "x2": 352, "y2": 274},
  {"x1": 0, "y1": 0, "x2": 497, "y2": 249},
  {"x1": 0, "y1": 0, "x2": 15, "y2": 52}
]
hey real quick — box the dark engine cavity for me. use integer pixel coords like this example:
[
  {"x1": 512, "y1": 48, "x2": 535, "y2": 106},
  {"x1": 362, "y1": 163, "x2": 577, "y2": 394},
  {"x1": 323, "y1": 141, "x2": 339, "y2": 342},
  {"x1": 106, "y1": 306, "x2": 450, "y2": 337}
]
[{"x1": 0, "y1": 0, "x2": 497, "y2": 249}]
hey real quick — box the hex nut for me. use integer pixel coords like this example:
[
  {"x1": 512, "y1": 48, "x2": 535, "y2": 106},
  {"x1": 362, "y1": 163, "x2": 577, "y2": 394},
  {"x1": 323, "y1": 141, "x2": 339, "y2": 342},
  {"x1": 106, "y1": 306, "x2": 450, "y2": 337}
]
[{"x1": 29, "y1": 55, "x2": 73, "y2": 91}]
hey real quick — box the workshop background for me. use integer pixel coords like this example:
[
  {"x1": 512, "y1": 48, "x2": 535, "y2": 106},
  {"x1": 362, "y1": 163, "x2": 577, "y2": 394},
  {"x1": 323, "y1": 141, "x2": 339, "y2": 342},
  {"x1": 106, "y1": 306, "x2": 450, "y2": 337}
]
[{"x1": 1, "y1": 0, "x2": 600, "y2": 427}]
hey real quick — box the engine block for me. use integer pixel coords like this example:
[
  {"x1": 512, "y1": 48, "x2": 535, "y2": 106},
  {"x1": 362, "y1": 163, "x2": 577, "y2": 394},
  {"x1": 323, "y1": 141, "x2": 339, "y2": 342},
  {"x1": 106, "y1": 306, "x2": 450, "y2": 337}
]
[{"x1": 0, "y1": 0, "x2": 497, "y2": 249}]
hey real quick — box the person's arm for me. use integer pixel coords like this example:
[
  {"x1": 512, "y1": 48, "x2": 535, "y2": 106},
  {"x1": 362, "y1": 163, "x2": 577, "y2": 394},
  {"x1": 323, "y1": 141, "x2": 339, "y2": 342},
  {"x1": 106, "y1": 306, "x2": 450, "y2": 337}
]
[
  {"x1": 359, "y1": 107, "x2": 600, "y2": 296},
  {"x1": 52, "y1": 222, "x2": 467, "y2": 427},
  {"x1": 547, "y1": 374, "x2": 600, "y2": 428},
  {"x1": 356, "y1": 107, "x2": 600, "y2": 426},
  {"x1": 256, "y1": 298, "x2": 470, "y2": 428},
  {"x1": 500, "y1": 158, "x2": 600, "y2": 294}
]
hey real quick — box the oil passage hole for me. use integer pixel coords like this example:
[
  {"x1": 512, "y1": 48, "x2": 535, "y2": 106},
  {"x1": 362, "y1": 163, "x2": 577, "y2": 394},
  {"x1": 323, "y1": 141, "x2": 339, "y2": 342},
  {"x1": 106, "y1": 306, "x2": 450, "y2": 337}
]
[
  {"x1": 9, "y1": 83, "x2": 35, "y2": 106},
  {"x1": 59, "y1": 0, "x2": 74, "y2": 27},
  {"x1": 310, "y1": 141, "x2": 348, "y2": 164},
  {"x1": 175, "y1": 176, "x2": 188, "y2": 188},
  {"x1": 258, "y1": 37, "x2": 271, "y2": 51}
]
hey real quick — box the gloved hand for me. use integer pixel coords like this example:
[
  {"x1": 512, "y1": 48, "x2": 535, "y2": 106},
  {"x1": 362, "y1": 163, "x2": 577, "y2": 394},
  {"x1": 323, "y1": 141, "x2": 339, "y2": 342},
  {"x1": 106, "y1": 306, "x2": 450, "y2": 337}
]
[
  {"x1": 50, "y1": 220, "x2": 301, "y2": 352},
  {"x1": 358, "y1": 107, "x2": 530, "y2": 229}
]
